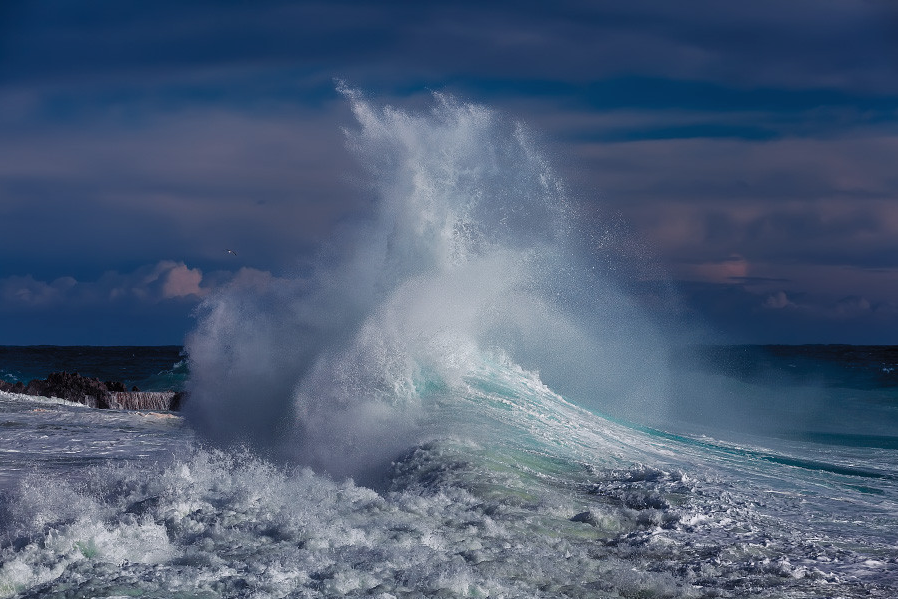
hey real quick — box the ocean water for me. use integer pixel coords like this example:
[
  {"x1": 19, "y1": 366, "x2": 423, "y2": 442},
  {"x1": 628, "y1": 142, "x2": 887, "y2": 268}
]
[
  {"x1": 0, "y1": 89, "x2": 896, "y2": 598},
  {"x1": 0, "y1": 346, "x2": 187, "y2": 392}
]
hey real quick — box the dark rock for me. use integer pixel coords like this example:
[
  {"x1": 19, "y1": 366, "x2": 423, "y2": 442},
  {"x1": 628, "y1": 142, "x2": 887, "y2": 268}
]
[
  {"x1": 571, "y1": 510, "x2": 601, "y2": 527},
  {"x1": 22, "y1": 371, "x2": 111, "y2": 409},
  {"x1": 131, "y1": 385, "x2": 140, "y2": 392},
  {"x1": 620, "y1": 491, "x2": 669, "y2": 511},
  {"x1": 170, "y1": 391, "x2": 185, "y2": 411},
  {"x1": 105, "y1": 380, "x2": 127, "y2": 392},
  {"x1": 125, "y1": 495, "x2": 161, "y2": 516},
  {"x1": 0, "y1": 371, "x2": 184, "y2": 411}
]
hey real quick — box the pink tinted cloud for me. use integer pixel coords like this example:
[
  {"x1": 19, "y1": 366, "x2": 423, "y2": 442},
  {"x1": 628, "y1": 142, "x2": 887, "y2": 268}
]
[
  {"x1": 0, "y1": 261, "x2": 261, "y2": 309},
  {"x1": 162, "y1": 263, "x2": 205, "y2": 299},
  {"x1": 682, "y1": 255, "x2": 750, "y2": 284}
]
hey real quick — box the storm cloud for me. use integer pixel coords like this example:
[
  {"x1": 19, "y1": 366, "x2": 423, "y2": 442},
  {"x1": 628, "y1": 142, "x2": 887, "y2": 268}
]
[{"x1": 1, "y1": 0, "x2": 896, "y2": 343}]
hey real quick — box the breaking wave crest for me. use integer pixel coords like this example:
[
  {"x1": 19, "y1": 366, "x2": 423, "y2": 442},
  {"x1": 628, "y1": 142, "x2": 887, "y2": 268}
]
[{"x1": 184, "y1": 86, "x2": 671, "y2": 480}]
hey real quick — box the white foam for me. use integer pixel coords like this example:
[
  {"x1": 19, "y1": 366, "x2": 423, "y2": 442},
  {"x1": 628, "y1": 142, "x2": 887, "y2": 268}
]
[
  {"x1": 1, "y1": 378, "x2": 896, "y2": 599},
  {"x1": 0, "y1": 390, "x2": 89, "y2": 408}
]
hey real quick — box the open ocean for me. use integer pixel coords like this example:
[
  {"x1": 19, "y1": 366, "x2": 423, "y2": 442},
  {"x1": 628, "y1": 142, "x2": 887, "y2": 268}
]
[{"x1": 1, "y1": 91, "x2": 896, "y2": 598}]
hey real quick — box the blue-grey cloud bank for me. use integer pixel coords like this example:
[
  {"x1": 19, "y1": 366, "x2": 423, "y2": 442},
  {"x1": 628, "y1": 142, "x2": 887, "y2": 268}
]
[{"x1": 1, "y1": 0, "x2": 897, "y2": 344}]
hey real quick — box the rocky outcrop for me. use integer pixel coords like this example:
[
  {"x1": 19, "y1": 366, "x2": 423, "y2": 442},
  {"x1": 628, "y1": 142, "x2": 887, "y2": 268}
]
[
  {"x1": 570, "y1": 510, "x2": 601, "y2": 527},
  {"x1": 0, "y1": 372, "x2": 182, "y2": 411},
  {"x1": 23, "y1": 371, "x2": 111, "y2": 408}
]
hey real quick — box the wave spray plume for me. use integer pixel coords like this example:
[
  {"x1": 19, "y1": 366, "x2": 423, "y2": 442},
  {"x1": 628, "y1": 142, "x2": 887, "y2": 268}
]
[{"x1": 184, "y1": 86, "x2": 672, "y2": 481}]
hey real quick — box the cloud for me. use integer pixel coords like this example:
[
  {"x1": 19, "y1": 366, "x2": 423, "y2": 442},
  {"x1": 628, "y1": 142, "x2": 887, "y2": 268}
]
[
  {"x1": 681, "y1": 255, "x2": 749, "y2": 284},
  {"x1": 226, "y1": 267, "x2": 281, "y2": 290},
  {"x1": 0, "y1": 102, "x2": 360, "y2": 281},
  {"x1": 0, "y1": 0, "x2": 896, "y2": 344},
  {"x1": 570, "y1": 134, "x2": 898, "y2": 282},
  {"x1": 2, "y1": 0, "x2": 895, "y2": 96},
  {"x1": 161, "y1": 263, "x2": 205, "y2": 299},
  {"x1": 0, "y1": 261, "x2": 292, "y2": 344},
  {"x1": 0, "y1": 261, "x2": 234, "y2": 310},
  {"x1": 763, "y1": 291, "x2": 793, "y2": 310},
  {"x1": 679, "y1": 260, "x2": 897, "y2": 315},
  {"x1": 834, "y1": 295, "x2": 872, "y2": 317},
  {"x1": 0, "y1": 275, "x2": 75, "y2": 307},
  {"x1": 678, "y1": 279, "x2": 898, "y2": 344}
]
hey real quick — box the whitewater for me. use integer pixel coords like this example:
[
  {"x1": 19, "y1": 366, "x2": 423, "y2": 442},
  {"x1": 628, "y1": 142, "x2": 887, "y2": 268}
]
[{"x1": 0, "y1": 88, "x2": 895, "y2": 598}]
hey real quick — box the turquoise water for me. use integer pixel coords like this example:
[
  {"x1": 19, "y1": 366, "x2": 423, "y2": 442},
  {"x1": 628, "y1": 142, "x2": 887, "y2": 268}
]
[{"x1": 2, "y1": 90, "x2": 896, "y2": 597}]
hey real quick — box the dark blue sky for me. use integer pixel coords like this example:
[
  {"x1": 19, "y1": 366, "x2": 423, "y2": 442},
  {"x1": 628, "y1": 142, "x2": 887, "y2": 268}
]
[{"x1": 2, "y1": 0, "x2": 897, "y2": 344}]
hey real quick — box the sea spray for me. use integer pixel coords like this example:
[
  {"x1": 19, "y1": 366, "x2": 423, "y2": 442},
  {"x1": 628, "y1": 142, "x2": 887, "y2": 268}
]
[{"x1": 184, "y1": 86, "x2": 673, "y2": 480}]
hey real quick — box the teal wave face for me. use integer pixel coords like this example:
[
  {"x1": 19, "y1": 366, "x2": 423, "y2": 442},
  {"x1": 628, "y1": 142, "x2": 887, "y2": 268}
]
[{"x1": 787, "y1": 431, "x2": 898, "y2": 450}]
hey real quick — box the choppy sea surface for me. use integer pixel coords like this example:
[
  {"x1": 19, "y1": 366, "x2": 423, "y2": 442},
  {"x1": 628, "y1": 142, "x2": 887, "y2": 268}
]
[
  {"x1": 0, "y1": 345, "x2": 895, "y2": 598},
  {"x1": 2, "y1": 90, "x2": 896, "y2": 598}
]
